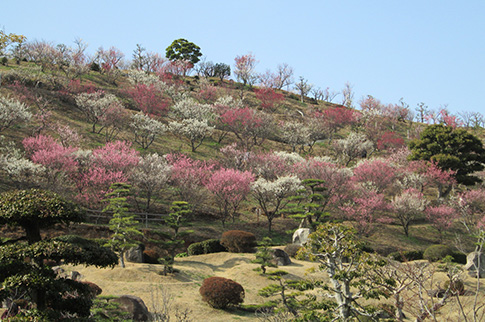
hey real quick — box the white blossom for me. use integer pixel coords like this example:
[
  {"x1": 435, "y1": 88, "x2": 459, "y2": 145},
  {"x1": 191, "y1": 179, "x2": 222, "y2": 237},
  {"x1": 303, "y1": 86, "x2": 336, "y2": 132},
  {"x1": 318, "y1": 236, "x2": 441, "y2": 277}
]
[
  {"x1": 215, "y1": 95, "x2": 244, "y2": 109},
  {"x1": 169, "y1": 119, "x2": 214, "y2": 152},
  {"x1": 74, "y1": 91, "x2": 121, "y2": 133},
  {"x1": 272, "y1": 151, "x2": 304, "y2": 164},
  {"x1": 0, "y1": 96, "x2": 32, "y2": 132},
  {"x1": 130, "y1": 153, "x2": 171, "y2": 211},
  {"x1": 333, "y1": 132, "x2": 374, "y2": 166},
  {"x1": 171, "y1": 97, "x2": 214, "y2": 121},
  {"x1": 129, "y1": 113, "x2": 167, "y2": 149}
]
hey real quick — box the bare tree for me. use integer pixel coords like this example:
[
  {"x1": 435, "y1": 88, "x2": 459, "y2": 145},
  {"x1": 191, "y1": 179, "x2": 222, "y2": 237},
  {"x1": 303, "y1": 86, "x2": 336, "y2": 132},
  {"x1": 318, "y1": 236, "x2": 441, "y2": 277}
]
[
  {"x1": 275, "y1": 63, "x2": 294, "y2": 90},
  {"x1": 293, "y1": 76, "x2": 312, "y2": 103},
  {"x1": 341, "y1": 81, "x2": 354, "y2": 108}
]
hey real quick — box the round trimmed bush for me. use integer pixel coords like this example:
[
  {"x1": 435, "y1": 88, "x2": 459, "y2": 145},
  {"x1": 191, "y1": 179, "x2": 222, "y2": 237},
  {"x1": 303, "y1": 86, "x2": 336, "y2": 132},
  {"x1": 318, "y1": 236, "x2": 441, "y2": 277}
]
[
  {"x1": 199, "y1": 277, "x2": 245, "y2": 309},
  {"x1": 423, "y1": 245, "x2": 453, "y2": 262},
  {"x1": 202, "y1": 239, "x2": 226, "y2": 254},
  {"x1": 81, "y1": 281, "x2": 103, "y2": 298},
  {"x1": 451, "y1": 251, "x2": 467, "y2": 264},
  {"x1": 188, "y1": 239, "x2": 226, "y2": 256},
  {"x1": 220, "y1": 230, "x2": 256, "y2": 253},
  {"x1": 187, "y1": 242, "x2": 204, "y2": 256}
]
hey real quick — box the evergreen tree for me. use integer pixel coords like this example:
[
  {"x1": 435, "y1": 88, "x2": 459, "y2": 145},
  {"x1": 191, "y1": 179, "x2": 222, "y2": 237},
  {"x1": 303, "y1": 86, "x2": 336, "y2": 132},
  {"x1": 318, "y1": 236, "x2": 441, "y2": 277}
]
[
  {"x1": 251, "y1": 237, "x2": 276, "y2": 274},
  {"x1": 409, "y1": 124, "x2": 485, "y2": 186},
  {"x1": 156, "y1": 201, "x2": 193, "y2": 275},
  {"x1": 0, "y1": 189, "x2": 117, "y2": 319},
  {"x1": 103, "y1": 183, "x2": 142, "y2": 268},
  {"x1": 285, "y1": 179, "x2": 329, "y2": 229}
]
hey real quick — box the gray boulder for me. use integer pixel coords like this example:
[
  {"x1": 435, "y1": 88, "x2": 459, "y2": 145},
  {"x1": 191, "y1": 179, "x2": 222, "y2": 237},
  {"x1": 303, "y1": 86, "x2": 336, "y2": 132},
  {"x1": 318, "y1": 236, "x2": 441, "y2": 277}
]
[
  {"x1": 125, "y1": 244, "x2": 145, "y2": 263},
  {"x1": 465, "y1": 251, "x2": 485, "y2": 278},
  {"x1": 113, "y1": 295, "x2": 150, "y2": 321},
  {"x1": 292, "y1": 228, "x2": 310, "y2": 246},
  {"x1": 272, "y1": 248, "x2": 292, "y2": 266}
]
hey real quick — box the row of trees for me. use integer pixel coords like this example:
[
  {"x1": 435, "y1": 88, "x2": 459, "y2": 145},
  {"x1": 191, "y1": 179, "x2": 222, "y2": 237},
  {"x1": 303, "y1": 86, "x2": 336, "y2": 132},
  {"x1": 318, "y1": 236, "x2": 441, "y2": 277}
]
[
  {"x1": 3, "y1": 122, "x2": 483, "y2": 239},
  {"x1": 3, "y1": 28, "x2": 483, "y2": 129}
]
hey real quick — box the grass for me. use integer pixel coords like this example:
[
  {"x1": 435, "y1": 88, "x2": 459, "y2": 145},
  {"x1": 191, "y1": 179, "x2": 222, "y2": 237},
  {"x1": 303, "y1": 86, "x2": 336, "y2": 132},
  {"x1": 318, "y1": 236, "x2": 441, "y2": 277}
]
[{"x1": 1, "y1": 60, "x2": 483, "y2": 261}]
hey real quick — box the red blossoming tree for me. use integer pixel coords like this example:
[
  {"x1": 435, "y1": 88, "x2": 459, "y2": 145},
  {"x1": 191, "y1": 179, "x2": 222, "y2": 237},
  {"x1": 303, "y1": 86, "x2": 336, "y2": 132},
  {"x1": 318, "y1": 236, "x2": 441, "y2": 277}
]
[{"x1": 205, "y1": 168, "x2": 254, "y2": 226}]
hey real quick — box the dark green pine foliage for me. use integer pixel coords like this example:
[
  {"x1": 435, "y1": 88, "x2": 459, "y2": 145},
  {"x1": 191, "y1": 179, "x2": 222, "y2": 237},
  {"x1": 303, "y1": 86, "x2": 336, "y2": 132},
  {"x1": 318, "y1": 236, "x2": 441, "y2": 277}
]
[
  {"x1": 0, "y1": 189, "x2": 117, "y2": 319},
  {"x1": 251, "y1": 237, "x2": 277, "y2": 274},
  {"x1": 285, "y1": 179, "x2": 329, "y2": 229},
  {"x1": 165, "y1": 38, "x2": 202, "y2": 65},
  {"x1": 156, "y1": 201, "x2": 193, "y2": 275},
  {"x1": 258, "y1": 271, "x2": 331, "y2": 319},
  {"x1": 103, "y1": 183, "x2": 143, "y2": 268},
  {"x1": 409, "y1": 124, "x2": 485, "y2": 186}
]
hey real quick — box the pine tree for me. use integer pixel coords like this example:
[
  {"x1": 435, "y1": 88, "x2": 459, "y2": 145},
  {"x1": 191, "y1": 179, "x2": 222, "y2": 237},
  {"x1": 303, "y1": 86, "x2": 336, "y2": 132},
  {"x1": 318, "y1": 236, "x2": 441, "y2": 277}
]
[
  {"x1": 103, "y1": 183, "x2": 142, "y2": 268},
  {"x1": 251, "y1": 237, "x2": 276, "y2": 274},
  {"x1": 157, "y1": 201, "x2": 193, "y2": 275}
]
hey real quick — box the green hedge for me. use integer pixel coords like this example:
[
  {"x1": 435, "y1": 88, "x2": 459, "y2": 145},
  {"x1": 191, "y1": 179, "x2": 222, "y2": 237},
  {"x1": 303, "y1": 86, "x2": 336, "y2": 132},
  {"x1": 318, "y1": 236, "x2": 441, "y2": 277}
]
[
  {"x1": 388, "y1": 250, "x2": 424, "y2": 262},
  {"x1": 423, "y1": 245, "x2": 453, "y2": 262},
  {"x1": 187, "y1": 239, "x2": 226, "y2": 256}
]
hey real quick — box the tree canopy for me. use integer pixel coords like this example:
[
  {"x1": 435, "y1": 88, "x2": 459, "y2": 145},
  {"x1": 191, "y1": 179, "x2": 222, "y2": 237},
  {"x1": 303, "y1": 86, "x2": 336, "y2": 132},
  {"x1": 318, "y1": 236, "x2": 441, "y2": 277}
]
[
  {"x1": 0, "y1": 189, "x2": 83, "y2": 244},
  {"x1": 165, "y1": 38, "x2": 202, "y2": 65},
  {"x1": 409, "y1": 124, "x2": 485, "y2": 186},
  {"x1": 0, "y1": 189, "x2": 117, "y2": 319}
]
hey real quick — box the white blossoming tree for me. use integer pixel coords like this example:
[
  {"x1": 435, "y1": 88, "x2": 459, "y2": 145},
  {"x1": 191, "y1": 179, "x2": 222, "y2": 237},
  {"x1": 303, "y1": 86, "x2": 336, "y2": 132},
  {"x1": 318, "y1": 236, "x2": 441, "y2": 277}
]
[
  {"x1": 169, "y1": 97, "x2": 215, "y2": 152},
  {"x1": 130, "y1": 153, "x2": 171, "y2": 212},
  {"x1": 251, "y1": 175, "x2": 302, "y2": 232},
  {"x1": 129, "y1": 113, "x2": 167, "y2": 149},
  {"x1": 332, "y1": 132, "x2": 374, "y2": 166},
  {"x1": 74, "y1": 91, "x2": 121, "y2": 133},
  {"x1": 0, "y1": 96, "x2": 32, "y2": 133},
  {"x1": 169, "y1": 118, "x2": 214, "y2": 152}
]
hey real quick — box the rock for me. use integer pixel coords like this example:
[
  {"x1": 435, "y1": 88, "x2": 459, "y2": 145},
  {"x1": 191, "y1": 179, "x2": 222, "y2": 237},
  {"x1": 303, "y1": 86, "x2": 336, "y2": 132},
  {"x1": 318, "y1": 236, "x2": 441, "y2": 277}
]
[
  {"x1": 70, "y1": 271, "x2": 81, "y2": 281},
  {"x1": 125, "y1": 244, "x2": 145, "y2": 263},
  {"x1": 272, "y1": 248, "x2": 292, "y2": 266},
  {"x1": 292, "y1": 228, "x2": 310, "y2": 246},
  {"x1": 52, "y1": 266, "x2": 65, "y2": 275},
  {"x1": 465, "y1": 251, "x2": 485, "y2": 278},
  {"x1": 427, "y1": 288, "x2": 446, "y2": 298},
  {"x1": 113, "y1": 295, "x2": 150, "y2": 321}
]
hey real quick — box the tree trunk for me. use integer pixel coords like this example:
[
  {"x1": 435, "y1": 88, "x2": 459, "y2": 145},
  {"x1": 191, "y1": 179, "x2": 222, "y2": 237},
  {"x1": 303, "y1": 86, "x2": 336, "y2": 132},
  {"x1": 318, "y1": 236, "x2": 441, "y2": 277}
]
[
  {"x1": 120, "y1": 250, "x2": 126, "y2": 268},
  {"x1": 25, "y1": 223, "x2": 42, "y2": 245}
]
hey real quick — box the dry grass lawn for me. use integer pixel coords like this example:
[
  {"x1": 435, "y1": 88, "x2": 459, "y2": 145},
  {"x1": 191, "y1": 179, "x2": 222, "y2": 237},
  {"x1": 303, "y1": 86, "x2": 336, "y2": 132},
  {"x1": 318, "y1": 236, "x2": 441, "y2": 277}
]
[
  {"x1": 64, "y1": 252, "x2": 485, "y2": 321},
  {"x1": 66, "y1": 252, "x2": 324, "y2": 321}
]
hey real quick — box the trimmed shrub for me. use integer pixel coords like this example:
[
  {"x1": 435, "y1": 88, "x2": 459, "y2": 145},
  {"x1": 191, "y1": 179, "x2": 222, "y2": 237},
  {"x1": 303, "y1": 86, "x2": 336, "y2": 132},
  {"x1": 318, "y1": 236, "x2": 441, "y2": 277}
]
[
  {"x1": 443, "y1": 279, "x2": 465, "y2": 295},
  {"x1": 143, "y1": 248, "x2": 160, "y2": 264},
  {"x1": 423, "y1": 245, "x2": 453, "y2": 262},
  {"x1": 187, "y1": 239, "x2": 225, "y2": 256},
  {"x1": 284, "y1": 244, "x2": 302, "y2": 258},
  {"x1": 389, "y1": 250, "x2": 424, "y2": 262},
  {"x1": 220, "y1": 230, "x2": 256, "y2": 253},
  {"x1": 187, "y1": 242, "x2": 204, "y2": 256},
  {"x1": 451, "y1": 251, "x2": 467, "y2": 264},
  {"x1": 202, "y1": 239, "x2": 226, "y2": 254},
  {"x1": 199, "y1": 276, "x2": 245, "y2": 309}
]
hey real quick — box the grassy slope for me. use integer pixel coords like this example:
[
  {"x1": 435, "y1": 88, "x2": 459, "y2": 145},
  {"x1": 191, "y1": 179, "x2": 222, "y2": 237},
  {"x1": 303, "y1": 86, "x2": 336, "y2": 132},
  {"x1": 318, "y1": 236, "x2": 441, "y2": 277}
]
[{"x1": 0, "y1": 62, "x2": 482, "y2": 253}]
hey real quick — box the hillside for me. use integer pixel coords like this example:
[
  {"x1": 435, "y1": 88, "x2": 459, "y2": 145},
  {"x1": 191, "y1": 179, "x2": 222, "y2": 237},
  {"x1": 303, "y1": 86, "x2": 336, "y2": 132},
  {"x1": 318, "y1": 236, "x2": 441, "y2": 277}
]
[
  {"x1": 1, "y1": 55, "x2": 485, "y2": 320},
  {"x1": 0, "y1": 60, "x2": 482, "y2": 249}
]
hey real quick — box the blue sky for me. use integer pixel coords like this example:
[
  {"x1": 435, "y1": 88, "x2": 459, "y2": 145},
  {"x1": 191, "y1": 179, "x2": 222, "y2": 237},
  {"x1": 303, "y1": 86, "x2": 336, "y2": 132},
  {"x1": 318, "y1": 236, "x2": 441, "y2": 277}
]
[{"x1": 2, "y1": 1, "x2": 484, "y2": 115}]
